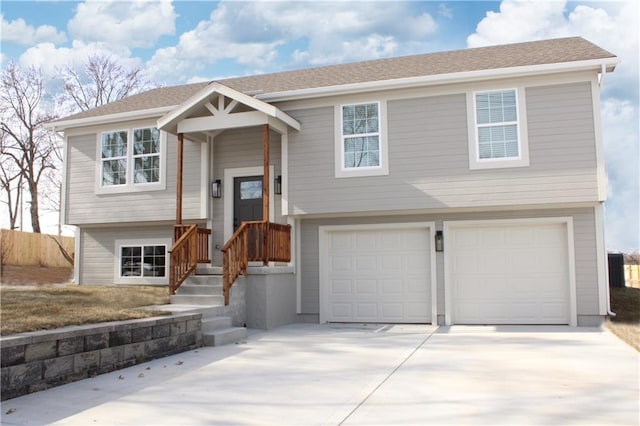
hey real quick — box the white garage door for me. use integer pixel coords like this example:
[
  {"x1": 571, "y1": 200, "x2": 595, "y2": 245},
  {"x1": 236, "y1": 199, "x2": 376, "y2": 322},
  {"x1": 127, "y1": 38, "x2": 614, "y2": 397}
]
[
  {"x1": 324, "y1": 227, "x2": 431, "y2": 323},
  {"x1": 448, "y1": 221, "x2": 570, "y2": 324}
]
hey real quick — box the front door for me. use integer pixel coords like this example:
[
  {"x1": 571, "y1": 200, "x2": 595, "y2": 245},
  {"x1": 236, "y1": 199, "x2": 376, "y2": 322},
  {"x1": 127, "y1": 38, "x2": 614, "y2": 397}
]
[{"x1": 233, "y1": 176, "x2": 263, "y2": 230}]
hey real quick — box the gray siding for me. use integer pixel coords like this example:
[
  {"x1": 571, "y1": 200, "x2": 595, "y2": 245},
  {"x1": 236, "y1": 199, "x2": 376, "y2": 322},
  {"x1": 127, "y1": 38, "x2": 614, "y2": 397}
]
[
  {"x1": 66, "y1": 132, "x2": 203, "y2": 225},
  {"x1": 287, "y1": 82, "x2": 597, "y2": 215},
  {"x1": 210, "y1": 127, "x2": 283, "y2": 265},
  {"x1": 299, "y1": 207, "x2": 599, "y2": 318},
  {"x1": 79, "y1": 225, "x2": 173, "y2": 284}
]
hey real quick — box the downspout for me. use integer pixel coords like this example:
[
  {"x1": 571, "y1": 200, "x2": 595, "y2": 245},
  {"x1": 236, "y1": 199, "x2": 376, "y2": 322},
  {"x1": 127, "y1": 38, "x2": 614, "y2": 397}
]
[{"x1": 598, "y1": 63, "x2": 616, "y2": 317}]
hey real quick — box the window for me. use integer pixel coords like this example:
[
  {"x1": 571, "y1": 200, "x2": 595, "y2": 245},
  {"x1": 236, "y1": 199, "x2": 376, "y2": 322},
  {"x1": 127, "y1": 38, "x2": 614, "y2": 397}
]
[
  {"x1": 98, "y1": 126, "x2": 165, "y2": 193},
  {"x1": 133, "y1": 127, "x2": 161, "y2": 184},
  {"x1": 335, "y1": 101, "x2": 388, "y2": 177},
  {"x1": 120, "y1": 244, "x2": 166, "y2": 278},
  {"x1": 101, "y1": 131, "x2": 128, "y2": 186},
  {"x1": 468, "y1": 88, "x2": 529, "y2": 169}
]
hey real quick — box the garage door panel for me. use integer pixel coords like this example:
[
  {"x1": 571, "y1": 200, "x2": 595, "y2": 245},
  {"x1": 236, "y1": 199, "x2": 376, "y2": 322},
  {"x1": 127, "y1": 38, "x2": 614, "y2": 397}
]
[
  {"x1": 450, "y1": 222, "x2": 570, "y2": 325},
  {"x1": 326, "y1": 227, "x2": 431, "y2": 323}
]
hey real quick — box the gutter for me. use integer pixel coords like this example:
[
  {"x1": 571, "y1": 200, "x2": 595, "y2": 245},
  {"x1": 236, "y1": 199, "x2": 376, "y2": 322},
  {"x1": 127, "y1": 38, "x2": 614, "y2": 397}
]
[{"x1": 597, "y1": 69, "x2": 616, "y2": 318}]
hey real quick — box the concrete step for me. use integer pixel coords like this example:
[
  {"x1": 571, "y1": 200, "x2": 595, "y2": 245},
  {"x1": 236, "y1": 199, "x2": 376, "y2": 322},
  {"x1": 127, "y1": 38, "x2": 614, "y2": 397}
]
[
  {"x1": 195, "y1": 266, "x2": 223, "y2": 275},
  {"x1": 186, "y1": 275, "x2": 223, "y2": 286},
  {"x1": 142, "y1": 304, "x2": 221, "y2": 317},
  {"x1": 201, "y1": 316, "x2": 232, "y2": 332},
  {"x1": 202, "y1": 327, "x2": 247, "y2": 346},
  {"x1": 170, "y1": 294, "x2": 224, "y2": 306},
  {"x1": 176, "y1": 284, "x2": 221, "y2": 295}
]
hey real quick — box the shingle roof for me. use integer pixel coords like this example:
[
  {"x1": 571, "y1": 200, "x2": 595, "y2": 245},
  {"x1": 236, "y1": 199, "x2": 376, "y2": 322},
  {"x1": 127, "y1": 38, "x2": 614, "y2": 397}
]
[{"x1": 57, "y1": 37, "x2": 615, "y2": 123}]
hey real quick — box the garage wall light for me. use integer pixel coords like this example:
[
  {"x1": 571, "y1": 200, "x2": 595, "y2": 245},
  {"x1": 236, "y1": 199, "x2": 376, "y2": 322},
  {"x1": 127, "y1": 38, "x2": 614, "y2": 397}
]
[{"x1": 435, "y1": 230, "x2": 444, "y2": 252}]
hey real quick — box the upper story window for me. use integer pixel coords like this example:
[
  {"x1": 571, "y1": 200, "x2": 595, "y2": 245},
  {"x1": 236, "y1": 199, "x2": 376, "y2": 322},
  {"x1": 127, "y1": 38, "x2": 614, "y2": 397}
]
[
  {"x1": 101, "y1": 131, "x2": 128, "y2": 186},
  {"x1": 97, "y1": 126, "x2": 165, "y2": 193},
  {"x1": 467, "y1": 88, "x2": 529, "y2": 170},
  {"x1": 133, "y1": 128, "x2": 161, "y2": 183},
  {"x1": 335, "y1": 101, "x2": 389, "y2": 178}
]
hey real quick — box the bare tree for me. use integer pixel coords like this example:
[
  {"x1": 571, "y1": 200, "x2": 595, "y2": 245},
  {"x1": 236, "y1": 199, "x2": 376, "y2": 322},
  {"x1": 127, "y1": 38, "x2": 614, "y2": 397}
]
[
  {"x1": 0, "y1": 130, "x2": 25, "y2": 229},
  {"x1": 0, "y1": 62, "x2": 58, "y2": 233},
  {"x1": 58, "y1": 54, "x2": 154, "y2": 113}
]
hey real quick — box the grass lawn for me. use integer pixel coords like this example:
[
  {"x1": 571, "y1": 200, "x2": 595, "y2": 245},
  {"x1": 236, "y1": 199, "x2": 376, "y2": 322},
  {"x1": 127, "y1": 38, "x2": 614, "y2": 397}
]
[
  {"x1": 0, "y1": 285, "x2": 170, "y2": 336},
  {"x1": 605, "y1": 286, "x2": 640, "y2": 351}
]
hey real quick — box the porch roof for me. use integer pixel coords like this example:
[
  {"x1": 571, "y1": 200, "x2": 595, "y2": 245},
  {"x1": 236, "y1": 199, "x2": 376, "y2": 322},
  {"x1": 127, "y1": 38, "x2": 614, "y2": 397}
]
[{"x1": 157, "y1": 82, "x2": 300, "y2": 140}]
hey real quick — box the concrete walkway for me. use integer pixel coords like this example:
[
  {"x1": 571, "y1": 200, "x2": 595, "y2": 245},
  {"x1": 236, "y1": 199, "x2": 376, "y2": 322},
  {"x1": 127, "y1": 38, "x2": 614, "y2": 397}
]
[{"x1": 1, "y1": 324, "x2": 638, "y2": 425}]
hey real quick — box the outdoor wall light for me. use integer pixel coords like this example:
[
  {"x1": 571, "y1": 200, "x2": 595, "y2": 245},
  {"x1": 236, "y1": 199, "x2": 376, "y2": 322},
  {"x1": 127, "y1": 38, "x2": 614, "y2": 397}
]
[
  {"x1": 275, "y1": 175, "x2": 282, "y2": 195},
  {"x1": 211, "y1": 179, "x2": 222, "y2": 198},
  {"x1": 435, "y1": 230, "x2": 444, "y2": 252}
]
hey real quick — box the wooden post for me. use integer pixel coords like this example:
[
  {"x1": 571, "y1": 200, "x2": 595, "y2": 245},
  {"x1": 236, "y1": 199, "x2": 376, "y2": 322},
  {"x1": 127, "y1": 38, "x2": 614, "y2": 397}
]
[
  {"x1": 176, "y1": 132, "x2": 184, "y2": 226},
  {"x1": 262, "y1": 124, "x2": 269, "y2": 265}
]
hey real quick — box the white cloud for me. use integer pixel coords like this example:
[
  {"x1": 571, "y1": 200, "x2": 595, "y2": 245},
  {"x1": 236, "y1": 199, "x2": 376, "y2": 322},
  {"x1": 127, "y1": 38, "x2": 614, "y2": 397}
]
[
  {"x1": 0, "y1": 14, "x2": 66, "y2": 45},
  {"x1": 438, "y1": 3, "x2": 453, "y2": 19},
  {"x1": 146, "y1": 1, "x2": 438, "y2": 83},
  {"x1": 19, "y1": 41, "x2": 140, "y2": 78},
  {"x1": 601, "y1": 98, "x2": 640, "y2": 252},
  {"x1": 467, "y1": 0, "x2": 639, "y2": 251},
  {"x1": 67, "y1": 0, "x2": 176, "y2": 48}
]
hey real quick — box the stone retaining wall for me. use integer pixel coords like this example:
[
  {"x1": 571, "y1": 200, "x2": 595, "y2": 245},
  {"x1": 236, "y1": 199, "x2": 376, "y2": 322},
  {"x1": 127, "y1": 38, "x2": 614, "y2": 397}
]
[{"x1": 0, "y1": 313, "x2": 202, "y2": 400}]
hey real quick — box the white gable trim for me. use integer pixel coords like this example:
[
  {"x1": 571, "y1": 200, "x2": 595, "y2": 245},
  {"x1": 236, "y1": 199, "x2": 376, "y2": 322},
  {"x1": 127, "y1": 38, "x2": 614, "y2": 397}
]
[{"x1": 158, "y1": 82, "x2": 300, "y2": 133}]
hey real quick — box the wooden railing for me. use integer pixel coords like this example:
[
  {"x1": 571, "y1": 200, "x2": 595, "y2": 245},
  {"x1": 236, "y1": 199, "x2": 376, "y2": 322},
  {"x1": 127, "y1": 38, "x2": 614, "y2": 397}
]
[
  {"x1": 169, "y1": 224, "x2": 211, "y2": 294},
  {"x1": 221, "y1": 221, "x2": 291, "y2": 305}
]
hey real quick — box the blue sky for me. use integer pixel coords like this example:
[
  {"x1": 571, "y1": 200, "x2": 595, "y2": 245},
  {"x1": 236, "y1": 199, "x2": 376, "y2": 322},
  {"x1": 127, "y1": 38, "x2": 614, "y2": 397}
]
[{"x1": 1, "y1": 0, "x2": 638, "y2": 252}]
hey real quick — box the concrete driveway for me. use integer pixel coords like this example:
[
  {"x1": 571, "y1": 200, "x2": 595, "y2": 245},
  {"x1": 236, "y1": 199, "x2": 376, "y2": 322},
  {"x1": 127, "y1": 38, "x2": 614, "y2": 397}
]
[{"x1": 1, "y1": 324, "x2": 638, "y2": 425}]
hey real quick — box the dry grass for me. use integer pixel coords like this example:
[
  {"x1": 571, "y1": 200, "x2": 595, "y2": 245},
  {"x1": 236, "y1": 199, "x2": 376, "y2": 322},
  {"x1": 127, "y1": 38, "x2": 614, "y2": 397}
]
[
  {"x1": 606, "y1": 287, "x2": 640, "y2": 351},
  {"x1": 0, "y1": 285, "x2": 170, "y2": 336}
]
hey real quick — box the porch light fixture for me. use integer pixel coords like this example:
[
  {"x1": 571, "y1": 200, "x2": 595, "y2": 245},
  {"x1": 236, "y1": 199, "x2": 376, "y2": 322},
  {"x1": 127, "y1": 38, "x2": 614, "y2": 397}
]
[
  {"x1": 211, "y1": 179, "x2": 222, "y2": 198},
  {"x1": 435, "y1": 231, "x2": 444, "y2": 252},
  {"x1": 274, "y1": 175, "x2": 282, "y2": 195}
]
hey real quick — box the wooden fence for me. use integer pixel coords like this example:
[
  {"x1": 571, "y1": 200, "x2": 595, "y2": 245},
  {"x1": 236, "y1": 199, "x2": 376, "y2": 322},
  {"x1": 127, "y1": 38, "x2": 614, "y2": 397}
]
[
  {"x1": 625, "y1": 265, "x2": 640, "y2": 288},
  {"x1": 0, "y1": 229, "x2": 74, "y2": 267}
]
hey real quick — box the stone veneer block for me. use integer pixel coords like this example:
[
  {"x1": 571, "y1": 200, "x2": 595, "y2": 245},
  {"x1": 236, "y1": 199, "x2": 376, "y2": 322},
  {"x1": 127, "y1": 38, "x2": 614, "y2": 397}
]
[
  {"x1": 123, "y1": 343, "x2": 145, "y2": 362},
  {"x1": 131, "y1": 326, "x2": 153, "y2": 343},
  {"x1": 99, "y1": 346, "x2": 124, "y2": 368},
  {"x1": 57, "y1": 336, "x2": 85, "y2": 356},
  {"x1": 109, "y1": 330, "x2": 132, "y2": 346},
  {"x1": 1, "y1": 345, "x2": 25, "y2": 367},
  {"x1": 152, "y1": 324, "x2": 171, "y2": 339},
  {"x1": 171, "y1": 320, "x2": 186, "y2": 335},
  {"x1": 7, "y1": 361, "x2": 42, "y2": 388},
  {"x1": 85, "y1": 333, "x2": 109, "y2": 351},
  {"x1": 43, "y1": 355, "x2": 74, "y2": 380},
  {"x1": 74, "y1": 351, "x2": 99, "y2": 374},
  {"x1": 24, "y1": 341, "x2": 57, "y2": 362}
]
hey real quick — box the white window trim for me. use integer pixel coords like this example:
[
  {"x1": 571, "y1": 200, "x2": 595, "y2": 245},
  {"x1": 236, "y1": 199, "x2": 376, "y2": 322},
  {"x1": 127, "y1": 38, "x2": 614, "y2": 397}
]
[
  {"x1": 467, "y1": 87, "x2": 529, "y2": 170},
  {"x1": 114, "y1": 238, "x2": 171, "y2": 285},
  {"x1": 334, "y1": 100, "x2": 389, "y2": 178},
  {"x1": 95, "y1": 127, "x2": 167, "y2": 194}
]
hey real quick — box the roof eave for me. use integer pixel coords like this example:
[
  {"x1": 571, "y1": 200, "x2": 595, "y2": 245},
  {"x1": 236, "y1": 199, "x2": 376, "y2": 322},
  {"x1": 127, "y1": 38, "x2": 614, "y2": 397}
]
[
  {"x1": 257, "y1": 57, "x2": 619, "y2": 102},
  {"x1": 47, "y1": 105, "x2": 176, "y2": 131}
]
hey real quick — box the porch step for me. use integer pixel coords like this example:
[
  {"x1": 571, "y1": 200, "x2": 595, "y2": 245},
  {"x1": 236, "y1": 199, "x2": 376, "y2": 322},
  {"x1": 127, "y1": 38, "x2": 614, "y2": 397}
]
[
  {"x1": 185, "y1": 274, "x2": 223, "y2": 286},
  {"x1": 201, "y1": 316, "x2": 232, "y2": 332},
  {"x1": 196, "y1": 265, "x2": 223, "y2": 275},
  {"x1": 177, "y1": 284, "x2": 221, "y2": 295},
  {"x1": 170, "y1": 294, "x2": 224, "y2": 306},
  {"x1": 202, "y1": 327, "x2": 247, "y2": 347}
]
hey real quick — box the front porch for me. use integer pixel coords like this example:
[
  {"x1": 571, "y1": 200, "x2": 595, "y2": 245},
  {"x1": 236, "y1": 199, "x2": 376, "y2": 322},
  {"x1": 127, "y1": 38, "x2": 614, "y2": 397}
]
[{"x1": 159, "y1": 82, "x2": 300, "y2": 307}]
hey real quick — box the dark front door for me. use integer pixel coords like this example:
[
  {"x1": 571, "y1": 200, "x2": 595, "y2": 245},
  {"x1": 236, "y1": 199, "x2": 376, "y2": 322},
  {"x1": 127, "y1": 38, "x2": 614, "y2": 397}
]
[{"x1": 233, "y1": 176, "x2": 263, "y2": 231}]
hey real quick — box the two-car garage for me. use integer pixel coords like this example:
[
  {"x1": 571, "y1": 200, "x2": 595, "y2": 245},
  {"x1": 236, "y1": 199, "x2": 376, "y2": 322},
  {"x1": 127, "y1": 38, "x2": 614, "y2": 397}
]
[{"x1": 319, "y1": 219, "x2": 575, "y2": 326}]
